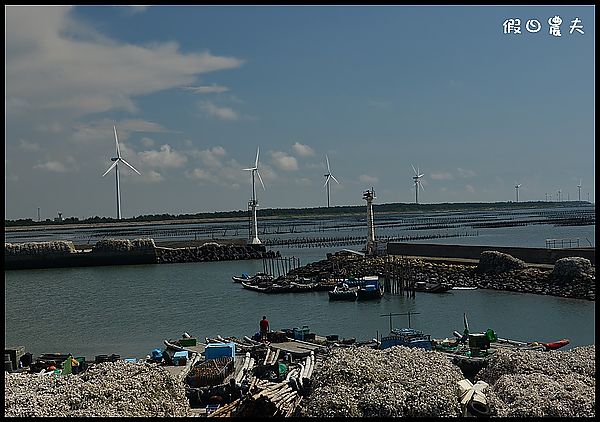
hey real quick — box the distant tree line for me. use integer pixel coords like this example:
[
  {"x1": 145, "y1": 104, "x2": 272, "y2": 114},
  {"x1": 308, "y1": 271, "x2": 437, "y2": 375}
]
[{"x1": 4, "y1": 201, "x2": 589, "y2": 227}]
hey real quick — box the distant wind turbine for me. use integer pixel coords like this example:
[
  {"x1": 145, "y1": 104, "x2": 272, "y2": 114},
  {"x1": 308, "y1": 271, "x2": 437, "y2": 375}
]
[
  {"x1": 411, "y1": 164, "x2": 424, "y2": 204},
  {"x1": 515, "y1": 183, "x2": 521, "y2": 202},
  {"x1": 577, "y1": 179, "x2": 582, "y2": 202},
  {"x1": 243, "y1": 147, "x2": 265, "y2": 245},
  {"x1": 323, "y1": 154, "x2": 340, "y2": 208},
  {"x1": 102, "y1": 126, "x2": 140, "y2": 219}
]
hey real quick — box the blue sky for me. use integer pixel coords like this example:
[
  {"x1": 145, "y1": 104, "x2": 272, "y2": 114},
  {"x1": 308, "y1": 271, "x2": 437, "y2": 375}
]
[{"x1": 5, "y1": 5, "x2": 595, "y2": 220}]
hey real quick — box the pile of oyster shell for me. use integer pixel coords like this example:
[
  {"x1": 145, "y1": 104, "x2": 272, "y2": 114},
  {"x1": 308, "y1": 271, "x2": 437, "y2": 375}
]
[
  {"x1": 476, "y1": 345, "x2": 595, "y2": 417},
  {"x1": 4, "y1": 361, "x2": 190, "y2": 417},
  {"x1": 299, "y1": 346, "x2": 465, "y2": 417}
]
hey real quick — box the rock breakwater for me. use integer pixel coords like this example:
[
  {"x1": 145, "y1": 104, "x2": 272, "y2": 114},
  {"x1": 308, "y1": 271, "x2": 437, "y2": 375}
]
[
  {"x1": 156, "y1": 242, "x2": 279, "y2": 264},
  {"x1": 286, "y1": 251, "x2": 595, "y2": 300}
]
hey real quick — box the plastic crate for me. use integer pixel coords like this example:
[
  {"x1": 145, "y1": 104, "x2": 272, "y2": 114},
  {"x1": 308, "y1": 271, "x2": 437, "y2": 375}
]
[
  {"x1": 178, "y1": 338, "x2": 197, "y2": 347},
  {"x1": 204, "y1": 342, "x2": 235, "y2": 360}
]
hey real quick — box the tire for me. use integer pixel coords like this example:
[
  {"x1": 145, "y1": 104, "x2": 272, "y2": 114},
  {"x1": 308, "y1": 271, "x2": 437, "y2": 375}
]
[{"x1": 467, "y1": 400, "x2": 491, "y2": 417}]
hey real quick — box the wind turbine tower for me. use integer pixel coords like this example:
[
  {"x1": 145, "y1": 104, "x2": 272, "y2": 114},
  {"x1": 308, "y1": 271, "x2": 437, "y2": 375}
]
[
  {"x1": 243, "y1": 147, "x2": 265, "y2": 245},
  {"x1": 515, "y1": 184, "x2": 521, "y2": 202},
  {"x1": 102, "y1": 126, "x2": 141, "y2": 219},
  {"x1": 323, "y1": 155, "x2": 340, "y2": 208},
  {"x1": 411, "y1": 165, "x2": 424, "y2": 204},
  {"x1": 557, "y1": 189, "x2": 561, "y2": 202},
  {"x1": 577, "y1": 180, "x2": 582, "y2": 202},
  {"x1": 363, "y1": 187, "x2": 376, "y2": 255}
]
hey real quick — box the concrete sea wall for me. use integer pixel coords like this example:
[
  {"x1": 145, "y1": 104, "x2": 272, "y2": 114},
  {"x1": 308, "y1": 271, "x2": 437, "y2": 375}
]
[{"x1": 386, "y1": 242, "x2": 595, "y2": 265}]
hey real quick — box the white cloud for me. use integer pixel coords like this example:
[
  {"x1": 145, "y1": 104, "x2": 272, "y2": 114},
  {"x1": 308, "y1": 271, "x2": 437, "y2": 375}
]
[
  {"x1": 138, "y1": 144, "x2": 187, "y2": 168},
  {"x1": 270, "y1": 151, "x2": 298, "y2": 171},
  {"x1": 359, "y1": 174, "x2": 378, "y2": 184},
  {"x1": 465, "y1": 184, "x2": 475, "y2": 193},
  {"x1": 192, "y1": 146, "x2": 227, "y2": 168},
  {"x1": 292, "y1": 142, "x2": 314, "y2": 157},
  {"x1": 430, "y1": 171, "x2": 454, "y2": 180},
  {"x1": 34, "y1": 161, "x2": 68, "y2": 173},
  {"x1": 19, "y1": 139, "x2": 41, "y2": 152},
  {"x1": 457, "y1": 168, "x2": 476, "y2": 178},
  {"x1": 186, "y1": 168, "x2": 215, "y2": 184},
  {"x1": 183, "y1": 84, "x2": 229, "y2": 94},
  {"x1": 295, "y1": 177, "x2": 312, "y2": 186},
  {"x1": 123, "y1": 6, "x2": 149, "y2": 15},
  {"x1": 6, "y1": 6, "x2": 243, "y2": 118},
  {"x1": 198, "y1": 100, "x2": 239, "y2": 121},
  {"x1": 140, "y1": 170, "x2": 164, "y2": 183},
  {"x1": 140, "y1": 137, "x2": 155, "y2": 147}
]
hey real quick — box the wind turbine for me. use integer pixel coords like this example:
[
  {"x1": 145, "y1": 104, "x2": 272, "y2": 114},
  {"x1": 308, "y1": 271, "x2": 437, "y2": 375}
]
[
  {"x1": 102, "y1": 126, "x2": 140, "y2": 220},
  {"x1": 411, "y1": 164, "x2": 424, "y2": 204},
  {"x1": 323, "y1": 154, "x2": 340, "y2": 208},
  {"x1": 577, "y1": 180, "x2": 582, "y2": 202},
  {"x1": 515, "y1": 183, "x2": 521, "y2": 202},
  {"x1": 557, "y1": 189, "x2": 561, "y2": 202},
  {"x1": 243, "y1": 147, "x2": 265, "y2": 245}
]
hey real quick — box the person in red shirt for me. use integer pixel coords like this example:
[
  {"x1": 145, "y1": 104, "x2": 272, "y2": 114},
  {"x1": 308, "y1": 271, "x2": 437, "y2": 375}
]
[{"x1": 259, "y1": 315, "x2": 270, "y2": 340}]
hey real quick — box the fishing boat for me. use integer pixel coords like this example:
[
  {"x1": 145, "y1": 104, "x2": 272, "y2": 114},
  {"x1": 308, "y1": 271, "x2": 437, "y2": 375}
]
[
  {"x1": 380, "y1": 328, "x2": 432, "y2": 350},
  {"x1": 289, "y1": 281, "x2": 314, "y2": 293},
  {"x1": 413, "y1": 281, "x2": 452, "y2": 293},
  {"x1": 433, "y1": 313, "x2": 571, "y2": 376},
  {"x1": 356, "y1": 278, "x2": 384, "y2": 300},
  {"x1": 328, "y1": 284, "x2": 358, "y2": 301},
  {"x1": 240, "y1": 281, "x2": 292, "y2": 294},
  {"x1": 343, "y1": 275, "x2": 379, "y2": 288},
  {"x1": 232, "y1": 272, "x2": 273, "y2": 283}
]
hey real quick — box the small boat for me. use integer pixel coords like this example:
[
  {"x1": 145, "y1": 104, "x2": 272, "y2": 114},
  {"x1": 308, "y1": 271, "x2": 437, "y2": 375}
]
[
  {"x1": 290, "y1": 281, "x2": 314, "y2": 293},
  {"x1": 533, "y1": 338, "x2": 571, "y2": 351},
  {"x1": 380, "y1": 328, "x2": 432, "y2": 350},
  {"x1": 328, "y1": 284, "x2": 358, "y2": 301},
  {"x1": 232, "y1": 272, "x2": 273, "y2": 283},
  {"x1": 356, "y1": 280, "x2": 384, "y2": 300},
  {"x1": 413, "y1": 281, "x2": 452, "y2": 293},
  {"x1": 240, "y1": 281, "x2": 292, "y2": 293},
  {"x1": 343, "y1": 275, "x2": 379, "y2": 288}
]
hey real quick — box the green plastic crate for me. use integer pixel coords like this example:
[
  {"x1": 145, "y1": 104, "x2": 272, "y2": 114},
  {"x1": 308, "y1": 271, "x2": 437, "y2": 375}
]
[{"x1": 178, "y1": 338, "x2": 197, "y2": 347}]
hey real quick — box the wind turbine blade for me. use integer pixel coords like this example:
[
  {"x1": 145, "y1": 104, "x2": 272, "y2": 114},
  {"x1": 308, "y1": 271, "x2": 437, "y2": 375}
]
[
  {"x1": 242, "y1": 167, "x2": 256, "y2": 171},
  {"x1": 411, "y1": 164, "x2": 417, "y2": 175},
  {"x1": 256, "y1": 170, "x2": 265, "y2": 190},
  {"x1": 120, "y1": 158, "x2": 141, "y2": 175},
  {"x1": 114, "y1": 126, "x2": 121, "y2": 158},
  {"x1": 102, "y1": 160, "x2": 118, "y2": 177},
  {"x1": 326, "y1": 154, "x2": 331, "y2": 172},
  {"x1": 418, "y1": 174, "x2": 424, "y2": 178},
  {"x1": 324, "y1": 175, "x2": 331, "y2": 188},
  {"x1": 255, "y1": 147, "x2": 260, "y2": 168},
  {"x1": 419, "y1": 181, "x2": 425, "y2": 191},
  {"x1": 331, "y1": 174, "x2": 340, "y2": 184}
]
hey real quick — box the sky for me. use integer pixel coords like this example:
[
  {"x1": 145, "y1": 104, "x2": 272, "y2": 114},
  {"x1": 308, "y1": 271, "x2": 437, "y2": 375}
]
[{"x1": 5, "y1": 5, "x2": 595, "y2": 220}]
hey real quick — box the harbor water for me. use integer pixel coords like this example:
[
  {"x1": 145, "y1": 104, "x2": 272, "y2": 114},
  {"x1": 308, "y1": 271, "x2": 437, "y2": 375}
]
[{"x1": 4, "y1": 205, "x2": 595, "y2": 360}]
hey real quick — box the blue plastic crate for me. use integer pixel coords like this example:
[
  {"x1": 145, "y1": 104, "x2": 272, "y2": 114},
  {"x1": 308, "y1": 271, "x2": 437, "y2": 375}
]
[{"x1": 204, "y1": 342, "x2": 235, "y2": 360}]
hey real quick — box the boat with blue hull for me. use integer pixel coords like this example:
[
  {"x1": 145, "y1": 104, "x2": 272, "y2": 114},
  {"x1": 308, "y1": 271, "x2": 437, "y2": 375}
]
[
  {"x1": 356, "y1": 277, "x2": 384, "y2": 300},
  {"x1": 380, "y1": 328, "x2": 432, "y2": 350}
]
